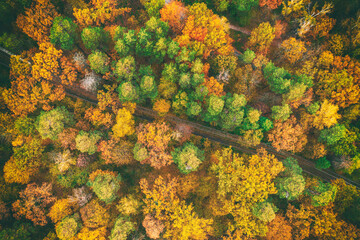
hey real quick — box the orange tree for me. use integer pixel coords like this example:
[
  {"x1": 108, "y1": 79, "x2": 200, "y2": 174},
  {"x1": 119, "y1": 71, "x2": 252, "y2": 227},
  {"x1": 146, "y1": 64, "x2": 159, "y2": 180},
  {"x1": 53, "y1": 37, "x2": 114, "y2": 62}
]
[
  {"x1": 174, "y1": 3, "x2": 233, "y2": 58},
  {"x1": 16, "y1": 0, "x2": 59, "y2": 43}
]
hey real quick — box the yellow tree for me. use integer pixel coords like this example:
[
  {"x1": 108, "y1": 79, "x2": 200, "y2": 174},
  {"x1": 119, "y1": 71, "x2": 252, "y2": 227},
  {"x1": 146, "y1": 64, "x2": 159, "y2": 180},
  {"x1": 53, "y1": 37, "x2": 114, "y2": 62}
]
[
  {"x1": 247, "y1": 22, "x2": 275, "y2": 54},
  {"x1": 140, "y1": 176, "x2": 213, "y2": 240},
  {"x1": 175, "y1": 3, "x2": 233, "y2": 58},
  {"x1": 2, "y1": 75, "x2": 65, "y2": 116},
  {"x1": 111, "y1": 107, "x2": 135, "y2": 139},
  {"x1": 211, "y1": 148, "x2": 284, "y2": 237},
  {"x1": 281, "y1": 37, "x2": 307, "y2": 64},
  {"x1": 135, "y1": 122, "x2": 173, "y2": 169},
  {"x1": 312, "y1": 100, "x2": 340, "y2": 130},
  {"x1": 16, "y1": 0, "x2": 59, "y2": 43},
  {"x1": 85, "y1": 107, "x2": 114, "y2": 129},
  {"x1": 73, "y1": 0, "x2": 131, "y2": 27},
  {"x1": 31, "y1": 42, "x2": 62, "y2": 82},
  {"x1": 48, "y1": 199, "x2": 78, "y2": 223}
]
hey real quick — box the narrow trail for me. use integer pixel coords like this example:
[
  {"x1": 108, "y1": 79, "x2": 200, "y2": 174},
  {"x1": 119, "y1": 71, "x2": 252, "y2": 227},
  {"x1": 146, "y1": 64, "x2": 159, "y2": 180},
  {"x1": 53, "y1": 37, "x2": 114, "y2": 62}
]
[{"x1": 62, "y1": 83, "x2": 360, "y2": 190}]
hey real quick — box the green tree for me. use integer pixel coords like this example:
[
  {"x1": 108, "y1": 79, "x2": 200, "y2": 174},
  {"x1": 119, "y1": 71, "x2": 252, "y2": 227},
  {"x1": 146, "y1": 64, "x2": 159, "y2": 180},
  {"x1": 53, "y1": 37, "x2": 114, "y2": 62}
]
[
  {"x1": 55, "y1": 214, "x2": 81, "y2": 240},
  {"x1": 162, "y1": 62, "x2": 178, "y2": 81},
  {"x1": 115, "y1": 39, "x2": 129, "y2": 58},
  {"x1": 271, "y1": 104, "x2": 292, "y2": 121},
  {"x1": 36, "y1": 107, "x2": 74, "y2": 140},
  {"x1": 263, "y1": 62, "x2": 291, "y2": 94},
  {"x1": 115, "y1": 56, "x2": 136, "y2": 81},
  {"x1": 259, "y1": 117, "x2": 273, "y2": 132},
  {"x1": 167, "y1": 40, "x2": 180, "y2": 59},
  {"x1": 50, "y1": 16, "x2": 77, "y2": 50},
  {"x1": 75, "y1": 131, "x2": 101, "y2": 155},
  {"x1": 14, "y1": 116, "x2": 36, "y2": 136},
  {"x1": 252, "y1": 201, "x2": 277, "y2": 222},
  {"x1": 172, "y1": 91, "x2": 189, "y2": 114},
  {"x1": 141, "y1": 0, "x2": 165, "y2": 17},
  {"x1": 172, "y1": 142, "x2": 205, "y2": 174},
  {"x1": 220, "y1": 109, "x2": 244, "y2": 130},
  {"x1": 308, "y1": 181, "x2": 337, "y2": 207},
  {"x1": 0, "y1": 222, "x2": 35, "y2": 240},
  {"x1": 319, "y1": 124, "x2": 347, "y2": 146},
  {"x1": 87, "y1": 170, "x2": 121, "y2": 204},
  {"x1": 88, "y1": 50, "x2": 109, "y2": 74},
  {"x1": 135, "y1": 28, "x2": 153, "y2": 57},
  {"x1": 117, "y1": 81, "x2": 139, "y2": 103},
  {"x1": 316, "y1": 157, "x2": 331, "y2": 169},
  {"x1": 276, "y1": 157, "x2": 305, "y2": 201},
  {"x1": 242, "y1": 49, "x2": 256, "y2": 64},
  {"x1": 226, "y1": 93, "x2": 247, "y2": 112},
  {"x1": 109, "y1": 217, "x2": 135, "y2": 240},
  {"x1": 81, "y1": 26, "x2": 108, "y2": 51},
  {"x1": 153, "y1": 37, "x2": 168, "y2": 62},
  {"x1": 307, "y1": 102, "x2": 320, "y2": 114},
  {"x1": 179, "y1": 73, "x2": 191, "y2": 89},
  {"x1": 233, "y1": 0, "x2": 259, "y2": 12},
  {"x1": 186, "y1": 101, "x2": 202, "y2": 117},
  {"x1": 205, "y1": 95, "x2": 225, "y2": 120},
  {"x1": 140, "y1": 75, "x2": 158, "y2": 100},
  {"x1": 123, "y1": 30, "x2": 137, "y2": 49}
]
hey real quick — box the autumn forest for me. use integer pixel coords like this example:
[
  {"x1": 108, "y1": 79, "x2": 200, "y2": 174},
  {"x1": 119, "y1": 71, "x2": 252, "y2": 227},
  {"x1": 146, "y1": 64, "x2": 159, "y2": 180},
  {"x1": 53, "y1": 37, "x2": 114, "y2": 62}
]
[{"x1": 0, "y1": 0, "x2": 360, "y2": 239}]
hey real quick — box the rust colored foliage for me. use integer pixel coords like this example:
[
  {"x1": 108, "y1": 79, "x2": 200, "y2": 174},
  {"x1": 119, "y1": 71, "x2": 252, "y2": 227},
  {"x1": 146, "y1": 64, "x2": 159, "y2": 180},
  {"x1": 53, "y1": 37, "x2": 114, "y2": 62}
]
[
  {"x1": 59, "y1": 56, "x2": 78, "y2": 86},
  {"x1": 288, "y1": 88, "x2": 313, "y2": 109},
  {"x1": 98, "y1": 138, "x2": 134, "y2": 165},
  {"x1": 80, "y1": 199, "x2": 110, "y2": 229},
  {"x1": 259, "y1": 0, "x2": 283, "y2": 9},
  {"x1": 58, "y1": 128, "x2": 79, "y2": 150},
  {"x1": 73, "y1": 0, "x2": 131, "y2": 27},
  {"x1": 202, "y1": 77, "x2": 225, "y2": 97},
  {"x1": 84, "y1": 106, "x2": 114, "y2": 129},
  {"x1": 97, "y1": 85, "x2": 121, "y2": 112},
  {"x1": 160, "y1": 0, "x2": 188, "y2": 34},
  {"x1": 274, "y1": 20, "x2": 287, "y2": 39},
  {"x1": 268, "y1": 116, "x2": 308, "y2": 153},
  {"x1": 153, "y1": 99, "x2": 171, "y2": 116},
  {"x1": 16, "y1": 0, "x2": 59, "y2": 43},
  {"x1": 175, "y1": 3, "x2": 233, "y2": 58},
  {"x1": 266, "y1": 215, "x2": 292, "y2": 240},
  {"x1": 142, "y1": 214, "x2": 165, "y2": 239},
  {"x1": 307, "y1": 16, "x2": 335, "y2": 40},
  {"x1": 332, "y1": 55, "x2": 360, "y2": 83},
  {"x1": 12, "y1": 182, "x2": 56, "y2": 226},
  {"x1": 286, "y1": 203, "x2": 360, "y2": 240},
  {"x1": 136, "y1": 122, "x2": 173, "y2": 169}
]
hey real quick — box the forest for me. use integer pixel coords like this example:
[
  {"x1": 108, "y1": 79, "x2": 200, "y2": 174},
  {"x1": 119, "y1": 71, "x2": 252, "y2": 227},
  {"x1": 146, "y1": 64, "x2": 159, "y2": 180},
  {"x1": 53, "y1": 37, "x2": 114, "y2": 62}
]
[{"x1": 0, "y1": 0, "x2": 360, "y2": 239}]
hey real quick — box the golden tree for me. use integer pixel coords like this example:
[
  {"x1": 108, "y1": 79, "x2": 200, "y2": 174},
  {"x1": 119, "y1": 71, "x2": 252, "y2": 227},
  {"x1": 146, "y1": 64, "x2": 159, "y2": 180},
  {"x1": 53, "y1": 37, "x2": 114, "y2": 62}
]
[
  {"x1": 140, "y1": 176, "x2": 213, "y2": 240},
  {"x1": 73, "y1": 0, "x2": 131, "y2": 27},
  {"x1": 281, "y1": 37, "x2": 307, "y2": 64},
  {"x1": 175, "y1": 3, "x2": 233, "y2": 58},
  {"x1": 247, "y1": 22, "x2": 275, "y2": 54},
  {"x1": 211, "y1": 148, "x2": 284, "y2": 237}
]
